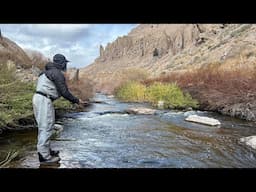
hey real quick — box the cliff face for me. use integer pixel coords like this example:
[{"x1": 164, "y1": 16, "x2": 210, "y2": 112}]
[
  {"x1": 96, "y1": 24, "x2": 200, "y2": 61},
  {"x1": 80, "y1": 24, "x2": 256, "y2": 93}
]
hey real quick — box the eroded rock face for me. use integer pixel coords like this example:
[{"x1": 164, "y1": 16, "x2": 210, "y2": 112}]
[
  {"x1": 67, "y1": 68, "x2": 79, "y2": 82},
  {"x1": 96, "y1": 24, "x2": 202, "y2": 63}
]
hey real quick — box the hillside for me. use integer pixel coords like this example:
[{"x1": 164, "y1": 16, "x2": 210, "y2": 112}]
[
  {"x1": 80, "y1": 24, "x2": 256, "y2": 92},
  {"x1": 0, "y1": 35, "x2": 31, "y2": 68},
  {"x1": 0, "y1": 33, "x2": 43, "y2": 82}
]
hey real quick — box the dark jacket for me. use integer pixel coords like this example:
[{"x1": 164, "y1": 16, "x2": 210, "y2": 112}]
[{"x1": 39, "y1": 62, "x2": 79, "y2": 104}]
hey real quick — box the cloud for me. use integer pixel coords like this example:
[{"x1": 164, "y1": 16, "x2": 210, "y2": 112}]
[{"x1": 0, "y1": 24, "x2": 137, "y2": 68}]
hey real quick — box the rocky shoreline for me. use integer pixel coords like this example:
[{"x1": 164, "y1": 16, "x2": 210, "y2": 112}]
[{"x1": 188, "y1": 88, "x2": 256, "y2": 122}]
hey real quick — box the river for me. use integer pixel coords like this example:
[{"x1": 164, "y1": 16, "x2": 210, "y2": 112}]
[{"x1": 1, "y1": 94, "x2": 256, "y2": 168}]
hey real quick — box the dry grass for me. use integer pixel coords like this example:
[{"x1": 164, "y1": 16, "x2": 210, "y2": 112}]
[
  {"x1": 65, "y1": 76, "x2": 95, "y2": 101},
  {"x1": 0, "y1": 51, "x2": 32, "y2": 69},
  {"x1": 143, "y1": 61, "x2": 256, "y2": 110},
  {"x1": 26, "y1": 49, "x2": 49, "y2": 70},
  {"x1": 97, "y1": 68, "x2": 149, "y2": 94}
]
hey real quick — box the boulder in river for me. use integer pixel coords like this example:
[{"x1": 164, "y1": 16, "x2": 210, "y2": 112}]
[
  {"x1": 185, "y1": 115, "x2": 221, "y2": 126},
  {"x1": 125, "y1": 107, "x2": 157, "y2": 115},
  {"x1": 240, "y1": 136, "x2": 256, "y2": 149}
]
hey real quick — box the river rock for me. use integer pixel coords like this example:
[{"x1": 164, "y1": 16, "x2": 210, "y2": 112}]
[
  {"x1": 54, "y1": 124, "x2": 64, "y2": 132},
  {"x1": 240, "y1": 136, "x2": 256, "y2": 149},
  {"x1": 185, "y1": 115, "x2": 221, "y2": 126},
  {"x1": 51, "y1": 124, "x2": 64, "y2": 139},
  {"x1": 125, "y1": 107, "x2": 157, "y2": 115},
  {"x1": 157, "y1": 100, "x2": 164, "y2": 109}
]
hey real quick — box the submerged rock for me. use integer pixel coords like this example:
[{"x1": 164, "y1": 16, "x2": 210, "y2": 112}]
[
  {"x1": 54, "y1": 124, "x2": 64, "y2": 131},
  {"x1": 51, "y1": 124, "x2": 64, "y2": 139},
  {"x1": 185, "y1": 115, "x2": 221, "y2": 126},
  {"x1": 240, "y1": 136, "x2": 256, "y2": 149},
  {"x1": 125, "y1": 107, "x2": 157, "y2": 115}
]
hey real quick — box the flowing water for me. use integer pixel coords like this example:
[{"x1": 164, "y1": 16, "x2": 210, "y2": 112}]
[{"x1": 1, "y1": 94, "x2": 256, "y2": 168}]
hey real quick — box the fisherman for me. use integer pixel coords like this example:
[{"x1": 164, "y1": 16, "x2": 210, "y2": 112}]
[{"x1": 32, "y1": 54, "x2": 87, "y2": 165}]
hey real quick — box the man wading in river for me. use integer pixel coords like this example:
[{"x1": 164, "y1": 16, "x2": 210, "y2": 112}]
[{"x1": 32, "y1": 54, "x2": 87, "y2": 165}]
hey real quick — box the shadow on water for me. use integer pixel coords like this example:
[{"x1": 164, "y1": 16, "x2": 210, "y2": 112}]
[{"x1": 1, "y1": 93, "x2": 256, "y2": 168}]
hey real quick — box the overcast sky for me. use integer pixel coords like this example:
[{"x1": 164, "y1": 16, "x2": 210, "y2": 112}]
[{"x1": 0, "y1": 24, "x2": 137, "y2": 68}]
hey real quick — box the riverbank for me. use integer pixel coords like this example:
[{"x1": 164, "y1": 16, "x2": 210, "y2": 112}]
[
  {"x1": 143, "y1": 66, "x2": 256, "y2": 122},
  {"x1": 184, "y1": 86, "x2": 256, "y2": 122},
  {"x1": 0, "y1": 61, "x2": 93, "y2": 134},
  {"x1": 0, "y1": 96, "x2": 83, "y2": 134}
]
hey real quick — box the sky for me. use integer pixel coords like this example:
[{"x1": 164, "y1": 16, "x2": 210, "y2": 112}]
[{"x1": 0, "y1": 24, "x2": 138, "y2": 68}]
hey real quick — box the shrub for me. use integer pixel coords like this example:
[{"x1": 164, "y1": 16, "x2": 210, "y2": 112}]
[
  {"x1": 115, "y1": 81, "x2": 198, "y2": 109},
  {"x1": 66, "y1": 77, "x2": 95, "y2": 101},
  {"x1": 145, "y1": 82, "x2": 198, "y2": 109},
  {"x1": 25, "y1": 49, "x2": 49, "y2": 70},
  {"x1": 115, "y1": 81, "x2": 146, "y2": 102}
]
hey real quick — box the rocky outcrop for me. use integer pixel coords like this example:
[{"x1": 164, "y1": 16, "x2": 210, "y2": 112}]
[
  {"x1": 96, "y1": 24, "x2": 202, "y2": 62},
  {"x1": 100, "y1": 45, "x2": 104, "y2": 57},
  {"x1": 67, "y1": 68, "x2": 79, "y2": 82}
]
